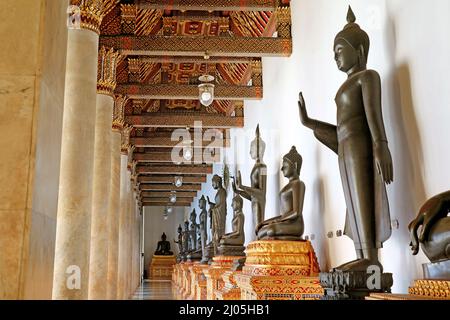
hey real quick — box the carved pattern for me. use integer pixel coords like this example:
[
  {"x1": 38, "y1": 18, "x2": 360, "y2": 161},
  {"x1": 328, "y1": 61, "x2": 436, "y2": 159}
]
[
  {"x1": 121, "y1": 125, "x2": 132, "y2": 154},
  {"x1": 115, "y1": 84, "x2": 263, "y2": 100},
  {"x1": 121, "y1": 4, "x2": 136, "y2": 34},
  {"x1": 251, "y1": 59, "x2": 263, "y2": 86},
  {"x1": 276, "y1": 6, "x2": 291, "y2": 38},
  {"x1": 136, "y1": 0, "x2": 278, "y2": 11},
  {"x1": 99, "y1": 36, "x2": 293, "y2": 57},
  {"x1": 112, "y1": 95, "x2": 127, "y2": 131},
  {"x1": 125, "y1": 114, "x2": 244, "y2": 128},
  {"x1": 97, "y1": 46, "x2": 119, "y2": 96},
  {"x1": 70, "y1": 0, "x2": 105, "y2": 34}
]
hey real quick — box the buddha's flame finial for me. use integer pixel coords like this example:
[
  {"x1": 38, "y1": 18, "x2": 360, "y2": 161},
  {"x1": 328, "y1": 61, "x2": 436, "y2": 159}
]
[{"x1": 347, "y1": 6, "x2": 356, "y2": 24}]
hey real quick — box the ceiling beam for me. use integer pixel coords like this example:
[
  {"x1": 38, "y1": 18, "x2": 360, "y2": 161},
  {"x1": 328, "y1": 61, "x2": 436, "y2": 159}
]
[
  {"x1": 143, "y1": 197, "x2": 194, "y2": 203},
  {"x1": 142, "y1": 191, "x2": 198, "y2": 198},
  {"x1": 131, "y1": 132, "x2": 231, "y2": 148},
  {"x1": 115, "y1": 84, "x2": 262, "y2": 100},
  {"x1": 138, "y1": 175, "x2": 206, "y2": 184},
  {"x1": 136, "y1": 0, "x2": 277, "y2": 12},
  {"x1": 140, "y1": 56, "x2": 253, "y2": 64},
  {"x1": 136, "y1": 165, "x2": 212, "y2": 175},
  {"x1": 134, "y1": 151, "x2": 220, "y2": 164},
  {"x1": 126, "y1": 114, "x2": 244, "y2": 128},
  {"x1": 99, "y1": 36, "x2": 292, "y2": 57},
  {"x1": 143, "y1": 202, "x2": 191, "y2": 207},
  {"x1": 140, "y1": 184, "x2": 202, "y2": 191}
]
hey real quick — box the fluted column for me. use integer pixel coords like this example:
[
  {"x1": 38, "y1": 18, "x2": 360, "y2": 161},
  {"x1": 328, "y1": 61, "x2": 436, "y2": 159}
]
[
  {"x1": 52, "y1": 1, "x2": 105, "y2": 300},
  {"x1": 117, "y1": 126, "x2": 132, "y2": 299},
  {"x1": 106, "y1": 96, "x2": 126, "y2": 300},
  {"x1": 88, "y1": 47, "x2": 119, "y2": 299}
]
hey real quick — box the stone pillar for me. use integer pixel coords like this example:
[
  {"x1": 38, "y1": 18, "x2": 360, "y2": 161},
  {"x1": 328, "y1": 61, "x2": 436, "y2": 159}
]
[
  {"x1": 88, "y1": 47, "x2": 119, "y2": 299},
  {"x1": 117, "y1": 126, "x2": 132, "y2": 299},
  {"x1": 52, "y1": 1, "x2": 105, "y2": 300},
  {"x1": 106, "y1": 96, "x2": 126, "y2": 300}
]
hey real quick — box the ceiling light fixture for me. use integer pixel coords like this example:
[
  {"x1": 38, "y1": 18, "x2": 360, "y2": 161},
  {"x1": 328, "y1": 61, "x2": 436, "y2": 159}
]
[
  {"x1": 198, "y1": 53, "x2": 215, "y2": 107},
  {"x1": 174, "y1": 176, "x2": 183, "y2": 188},
  {"x1": 170, "y1": 193, "x2": 177, "y2": 203}
]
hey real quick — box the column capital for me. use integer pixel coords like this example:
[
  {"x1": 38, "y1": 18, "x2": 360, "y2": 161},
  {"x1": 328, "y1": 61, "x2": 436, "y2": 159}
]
[
  {"x1": 97, "y1": 46, "x2": 120, "y2": 96},
  {"x1": 69, "y1": 0, "x2": 105, "y2": 34},
  {"x1": 276, "y1": 6, "x2": 292, "y2": 38},
  {"x1": 121, "y1": 125, "x2": 132, "y2": 154},
  {"x1": 127, "y1": 145, "x2": 136, "y2": 170},
  {"x1": 112, "y1": 95, "x2": 127, "y2": 132}
]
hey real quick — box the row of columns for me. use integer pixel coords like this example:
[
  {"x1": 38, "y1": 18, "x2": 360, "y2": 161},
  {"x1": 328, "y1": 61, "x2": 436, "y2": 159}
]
[{"x1": 52, "y1": 2, "x2": 142, "y2": 300}]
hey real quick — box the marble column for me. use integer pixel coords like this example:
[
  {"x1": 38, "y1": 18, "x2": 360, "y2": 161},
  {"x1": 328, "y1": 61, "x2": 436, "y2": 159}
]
[
  {"x1": 52, "y1": 3, "x2": 104, "y2": 300},
  {"x1": 117, "y1": 126, "x2": 132, "y2": 299},
  {"x1": 106, "y1": 96, "x2": 126, "y2": 300},
  {"x1": 88, "y1": 47, "x2": 119, "y2": 300}
]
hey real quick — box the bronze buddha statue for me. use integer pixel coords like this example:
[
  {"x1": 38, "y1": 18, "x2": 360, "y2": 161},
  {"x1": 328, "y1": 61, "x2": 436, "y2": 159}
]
[
  {"x1": 219, "y1": 194, "x2": 245, "y2": 256},
  {"x1": 207, "y1": 174, "x2": 227, "y2": 253},
  {"x1": 256, "y1": 146, "x2": 305, "y2": 240},
  {"x1": 154, "y1": 233, "x2": 173, "y2": 256},
  {"x1": 409, "y1": 191, "x2": 450, "y2": 264},
  {"x1": 198, "y1": 195, "x2": 208, "y2": 258},
  {"x1": 298, "y1": 6, "x2": 393, "y2": 272},
  {"x1": 233, "y1": 125, "x2": 267, "y2": 236}
]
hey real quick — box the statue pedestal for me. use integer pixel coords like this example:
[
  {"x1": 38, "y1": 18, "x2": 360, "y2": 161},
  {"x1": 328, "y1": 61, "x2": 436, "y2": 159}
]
[
  {"x1": 204, "y1": 256, "x2": 241, "y2": 300},
  {"x1": 215, "y1": 270, "x2": 242, "y2": 300},
  {"x1": 149, "y1": 255, "x2": 176, "y2": 280},
  {"x1": 320, "y1": 270, "x2": 393, "y2": 300},
  {"x1": 187, "y1": 263, "x2": 209, "y2": 300},
  {"x1": 180, "y1": 261, "x2": 194, "y2": 299},
  {"x1": 235, "y1": 240, "x2": 323, "y2": 300}
]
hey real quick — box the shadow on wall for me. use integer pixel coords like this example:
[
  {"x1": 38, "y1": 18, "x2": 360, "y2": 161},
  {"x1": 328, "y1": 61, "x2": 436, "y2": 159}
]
[
  {"x1": 382, "y1": 14, "x2": 428, "y2": 290},
  {"x1": 311, "y1": 174, "x2": 331, "y2": 272}
]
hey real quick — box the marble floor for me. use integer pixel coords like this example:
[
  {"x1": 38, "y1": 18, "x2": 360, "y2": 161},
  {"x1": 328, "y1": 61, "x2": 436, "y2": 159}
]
[{"x1": 131, "y1": 280, "x2": 175, "y2": 300}]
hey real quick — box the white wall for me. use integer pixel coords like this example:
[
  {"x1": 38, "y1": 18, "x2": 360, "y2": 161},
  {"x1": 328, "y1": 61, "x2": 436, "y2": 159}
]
[
  {"x1": 190, "y1": 0, "x2": 450, "y2": 293},
  {"x1": 143, "y1": 206, "x2": 185, "y2": 277}
]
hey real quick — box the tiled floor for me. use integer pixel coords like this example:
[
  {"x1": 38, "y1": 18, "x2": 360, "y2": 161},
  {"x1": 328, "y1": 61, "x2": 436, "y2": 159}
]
[{"x1": 131, "y1": 280, "x2": 175, "y2": 300}]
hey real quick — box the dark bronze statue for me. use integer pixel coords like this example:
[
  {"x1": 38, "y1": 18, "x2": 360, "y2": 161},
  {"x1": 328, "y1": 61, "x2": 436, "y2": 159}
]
[
  {"x1": 182, "y1": 221, "x2": 190, "y2": 255},
  {"x1": 174, "y1": 224, "x2": 183, "y2": 255},
  {"x1": 199, "y1": 195, "x2": 208, "y2": 259},
  {"x1": 218, "y1": 194, "x2": 246, "y2": 256},
  {"x1": 207, "y1": 174, "x2": 227, "y2": 254},
  {"x1": 189, "y1": 209, "x2": 198, "y2": 251},
  {"x1": 409, "y1": 191, "x2": 450, "y2": 263},
  {"x1": 232, "y1": 125, "x2": 267, "y2": 235},
  {"x1": 298, "y1": 6, "x2": 393, "y2": 272},
  {"x1": 154, "y1": 233, "x2": 173, "y2": 256},
  {"x1": 256, "y1": 146, "x2": 305, "y2": 240}
]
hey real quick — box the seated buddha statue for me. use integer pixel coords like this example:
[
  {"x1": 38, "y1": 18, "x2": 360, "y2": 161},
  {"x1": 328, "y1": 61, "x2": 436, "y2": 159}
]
[
  {"x1": 154, "y1": 232, "x2": 173, "y2": 256},
  {"x1": 409, "y1": 190, "x2": 450, "y2": 264},
  {"x1": 218, "y1": 194, "x2": 246, "y2": 256},
  {"x1": 256, "y1": 146, "x2": 305, "y2": 240}
]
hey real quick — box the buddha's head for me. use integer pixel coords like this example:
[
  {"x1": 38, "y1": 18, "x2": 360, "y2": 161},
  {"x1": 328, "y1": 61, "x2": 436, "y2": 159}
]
[
  {"x1": 334, "y1": 6, "x2": 370, "y2": 73},
  {"x1": 177, "y1": 225, "x2": 182, "y2": 234},
  {"x1": 184, "y1": 220, "x2": 189, "y2": 230},
  {"x1": 199, "y1": 195, "x2": 207, "y2": 209},
  {"x1": 190, "y1": 209, "x2": 196, "y2": 221},
  {"x1": 281, "y1": 146, "x2": 302, "y2": 178},
  {"x1": 161, "y1": 232, "x2": 167, "y2": 241},
  {"x1": 250, "y1": 124, "x2": 266, "y2": 161},
  {"x1": 232, "y1": 194, "x2": 243, "y2": 212},
  {"x1": 212, "y1": 174, "x2": 222, "y2": 189}
]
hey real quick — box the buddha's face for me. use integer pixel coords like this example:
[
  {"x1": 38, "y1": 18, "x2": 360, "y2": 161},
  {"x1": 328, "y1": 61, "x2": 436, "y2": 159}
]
[
  {"x1": 199, "y1": 199, "x2": 206, "y2": 209},
  {"x1": 250, "y1": 141, "x2": 257, "y2": 160},
  {"x1": 232, "y1": 198, "x2": 241, "y2": 211},
  {"x1": 212, "y1": 178, "x2": 220, "y2": 189},
  {"x1": 334, "y1": 39, "x2": 358, "y2": 72},
  {"x1": 281, "y1": 158, "x2": 295, "y2": 178}
]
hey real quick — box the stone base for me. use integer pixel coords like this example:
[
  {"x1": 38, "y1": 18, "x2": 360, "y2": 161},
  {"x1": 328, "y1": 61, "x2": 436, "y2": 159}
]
[
  {"x1": 187, "y1": 251, "x2": 202, "y2": 262},
  {"x1": 215, "y1": 270, "x2": 242, "y2": 300},
  {"x1": 423, "y1": 261, "x2": 450, "y2": 280},
  {"x1": 187, "y1": 264, "x2": 209, "y2": 300},
  {"x1": 180, "y1": 262, "x2": 194, "y2": 299},
  {"x1": 235, "y1": 240, "x2": 323, "y2": 300},
  {"x1": 200, "y1": 243, "x2": 214, "y2": 264},
  {"x1": 149, "y1": 255, "x2": 176, "y2": 280},
  {"x1": 320, "y1": 270, "x2": 393, "y2": 300},
  {"x1": 217, "y1": 245, "x2": 246, "y2": 257}
]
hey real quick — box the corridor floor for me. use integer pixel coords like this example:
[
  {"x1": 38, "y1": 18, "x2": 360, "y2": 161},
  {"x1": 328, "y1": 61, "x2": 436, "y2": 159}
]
[{"x1": 131, "y1": 280, "x2": 175, "y2": 300}]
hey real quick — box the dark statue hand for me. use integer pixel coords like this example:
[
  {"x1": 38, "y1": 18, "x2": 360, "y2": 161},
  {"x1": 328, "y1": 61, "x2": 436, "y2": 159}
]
[
  {"x1": 298, "y1": 92, "x2": 312, "y2": 128},
  {"x1": 236, "y1": 171, "x2": 243, "y2": 188},
  {"x1": 374, "y1": 141, "x2": 394, "y2": 184},
  {"x1": 231, "y1": 178, "x2": 237, "y2": 193}
]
